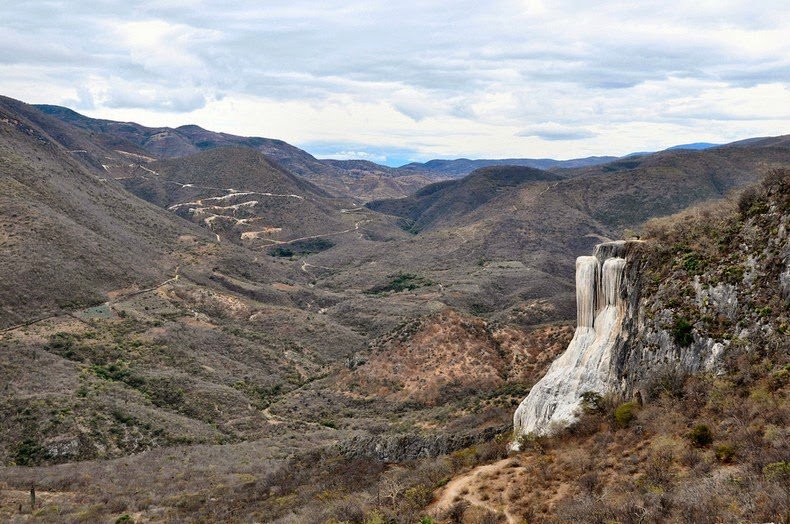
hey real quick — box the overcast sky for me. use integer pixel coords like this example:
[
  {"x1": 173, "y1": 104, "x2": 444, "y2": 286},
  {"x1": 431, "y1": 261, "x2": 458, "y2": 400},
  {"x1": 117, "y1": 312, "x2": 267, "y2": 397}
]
[{"x1": 2, "y1": 1, "x2": 789, "y2": 165}]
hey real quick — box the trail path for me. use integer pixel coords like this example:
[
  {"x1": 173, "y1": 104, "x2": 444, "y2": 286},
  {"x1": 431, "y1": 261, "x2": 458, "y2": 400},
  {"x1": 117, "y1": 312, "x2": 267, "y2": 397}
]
[
  {"x1": 260, "y1": 219, "x2": 371, "y2": 246},
  {"x1": 432, "y1": 457, "x2": 519, "y2": 523},
  {"x1": 0, "y1": 267, "x2": 181, "y2": 334},
  {"x1": 300, "y1": 260, "x2": 337, "y2": 273}
]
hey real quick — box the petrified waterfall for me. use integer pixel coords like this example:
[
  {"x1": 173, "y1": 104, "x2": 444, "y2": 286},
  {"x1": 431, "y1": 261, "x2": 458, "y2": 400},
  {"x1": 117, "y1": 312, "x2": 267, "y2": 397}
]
[{"x1": 513, "y1": 242, "x2": 630, "y2": 437}]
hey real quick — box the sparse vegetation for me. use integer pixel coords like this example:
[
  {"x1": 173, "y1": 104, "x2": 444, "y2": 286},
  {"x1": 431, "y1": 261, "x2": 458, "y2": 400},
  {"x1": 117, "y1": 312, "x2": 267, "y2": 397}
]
[
  {"x1": 365, "y1": 273, "x2": 435, "y2": 294},
  {"x1": 1, "y1": 96, "x2": 788, "y2": 523}
]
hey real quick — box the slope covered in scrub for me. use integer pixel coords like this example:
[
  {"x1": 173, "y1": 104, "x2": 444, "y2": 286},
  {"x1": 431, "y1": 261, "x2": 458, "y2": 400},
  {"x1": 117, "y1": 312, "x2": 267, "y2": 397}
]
[{"x1": 428, "y1": 169, "x2": 789, "y2": 522}]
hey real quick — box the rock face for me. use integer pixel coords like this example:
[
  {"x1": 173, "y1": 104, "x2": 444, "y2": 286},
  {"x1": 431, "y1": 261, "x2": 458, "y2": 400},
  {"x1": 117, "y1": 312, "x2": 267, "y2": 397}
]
[
  {"x1": 513, "y1": 231, "x2": 768, "y2": 436},
  {"x1": 338, "y1": 425, "x2": 506, "y2": 461},
  {"x1": 513, "y1": 241, "x2": 635, "y2": 436}
]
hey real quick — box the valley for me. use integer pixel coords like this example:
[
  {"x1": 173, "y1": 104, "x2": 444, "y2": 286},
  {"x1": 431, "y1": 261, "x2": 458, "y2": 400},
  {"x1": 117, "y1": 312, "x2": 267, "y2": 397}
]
[{"x1": 0, "y1": 95, "x2": 788, "y2": 522}]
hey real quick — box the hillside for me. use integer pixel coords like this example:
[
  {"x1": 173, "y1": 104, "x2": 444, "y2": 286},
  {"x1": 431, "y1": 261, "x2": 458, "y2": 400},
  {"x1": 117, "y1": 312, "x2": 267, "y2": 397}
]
[
  {"x1": 302, "y1": 137, "x2": 786, "y2": 330},
  {"x1": 119, "y1": 146, "x2": 354, "y2": 245},
  {"x1": 372, "y1": 136, "x2": 790, "y2": 232},
  {"x1": 426, "y1": 169, "x2": 789, "y2": 523},
  {"x1": 4, "y1": 168, "x2": 781, "y2": 523},
  {"x1": 397, "y1": 156, "x2": 618, "y2": 178},
  {"x1": 368, "y1": 166, "x2": 564, "y2": 232},
  {"x1": 0, "y1": 96, "x2": 205, "y2": 327},
  {"x1": 35, "y1": 105, "x2": 430, "y2": 200}
]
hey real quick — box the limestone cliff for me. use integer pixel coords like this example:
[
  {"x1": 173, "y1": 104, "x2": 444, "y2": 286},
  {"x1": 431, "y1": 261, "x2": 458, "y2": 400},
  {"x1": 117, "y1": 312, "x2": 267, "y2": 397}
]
[
  {"x1": 514, "y1": 170, "x2": 789, "y2": 439},
  {"x1": 513, "y1": 240, "x2": 645, "y2": 436}
]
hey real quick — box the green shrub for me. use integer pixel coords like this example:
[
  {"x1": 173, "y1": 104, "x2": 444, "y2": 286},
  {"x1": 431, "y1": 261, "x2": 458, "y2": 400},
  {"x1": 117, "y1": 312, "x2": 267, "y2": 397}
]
[
  {"x1": 364, "y1": 511, "x2": 387, "y2": 524},
  {"x1": 714, "y1": 444, "x2": 736, "y2": 463},
  {"x1": 14, "y1": 438, "x2": 49, "y2": 466},
  {"x1": 687, "y1": 424, "x2": 713, "y2": 447},
  {"x1": 365, "y1": 273, "x2": 435, "y2": 294},
  {"x1": 722, "y1": 265, "x2": 744, "y2": 285},
  {"x1": 614, "y1": 402, "x2": 637, "y2": 428},
  {"x1": 268, "y1": 246, "x2": 295, "y2": 258},
  {"x1": 681, "y1": 252, "x2": 703, "y2": 274},
  {"x1": 763, "y1": 461, "x2": 790, "y2": 481},
  {"x1": 671, "y1": 318, "x2": 694, "y2": 347}
]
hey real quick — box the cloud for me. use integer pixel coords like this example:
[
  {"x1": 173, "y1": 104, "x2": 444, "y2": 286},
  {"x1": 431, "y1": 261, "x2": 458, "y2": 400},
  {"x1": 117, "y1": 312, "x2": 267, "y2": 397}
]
[
  {"x1": 518, "y1": 123, "x2": 598, "y2": 141},
  {"x1": 80, "y1": 76, "x2": 209, "y2": 112},
  {"x1": 0, "y1": 0, "x2": 788, "y2": 158},
  {"x1": 319, "y1": 150, "x2": 389, "y2": 163}
]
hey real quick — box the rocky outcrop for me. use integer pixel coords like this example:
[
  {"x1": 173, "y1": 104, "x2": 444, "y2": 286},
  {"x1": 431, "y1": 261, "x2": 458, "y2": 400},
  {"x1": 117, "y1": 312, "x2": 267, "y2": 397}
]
[
  {"x1": 337, "y1": 425, "x2": 507, "y2": 462},
  {"x1": 513, "y1": 241, "x2": 642, "y2": 436},
  {"x1": 512, "y1": 239, "x2": 731, "y2": 438},
  {"x1": 514, "y1": 174, "x2": 789, "y2": 440}
]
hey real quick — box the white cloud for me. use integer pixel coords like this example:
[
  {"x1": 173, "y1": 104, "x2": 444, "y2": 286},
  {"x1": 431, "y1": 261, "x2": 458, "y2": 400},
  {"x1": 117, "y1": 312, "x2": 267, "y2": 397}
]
[
  {"x1": 0, "y1": 0, "x2": 788, "y2": 159},
  {"x1": 518, "y1": 123, "x2": 597, "y2": 141}
]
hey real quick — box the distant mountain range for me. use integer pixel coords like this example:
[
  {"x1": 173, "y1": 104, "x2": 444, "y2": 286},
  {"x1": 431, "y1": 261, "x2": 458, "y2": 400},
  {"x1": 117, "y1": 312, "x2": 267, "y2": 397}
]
[
  {"x1": 3, "y1": 95, "x2": 786, "y2": 326},
  {"x1": 394, "y1": 156, "x2": 618, "y2": 178},
  {"x1": 35, "y1": 104, "x2": 736, "y2": 201}
]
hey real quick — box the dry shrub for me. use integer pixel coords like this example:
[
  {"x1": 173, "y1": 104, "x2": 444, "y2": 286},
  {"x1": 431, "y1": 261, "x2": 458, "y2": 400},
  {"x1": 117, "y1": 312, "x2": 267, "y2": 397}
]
[
  {"x1": 463, "y1": 505, "x2": 504, "y2": 524},
  {"x1": 443, "y1": 500, "x2": 469, "y2": 524}
]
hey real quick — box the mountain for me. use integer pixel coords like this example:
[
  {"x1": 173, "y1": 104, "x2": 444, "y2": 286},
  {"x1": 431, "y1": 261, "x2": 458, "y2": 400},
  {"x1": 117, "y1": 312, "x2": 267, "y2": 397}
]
[
  {"x1": 35, "y1": 104, "x2": 431, "y2": 200},
  {"x1": 375, "y1": 135, "x2": 790, "y2": 233},
  {"x1": 666, "y1": 141, "x2": 720, "y2": 150},
  {"x1": 0, "y1": 95, "x2": 207, "y2": 327},
  {"x1": 119, "y1": 146, "x2": 354, "y2": 245},
  {"x1": 368, "y1": 165, "x2": 564, "y2": 232},
  {"x1": 396, "y1": 155, "x2": 618, "y2": 179}
]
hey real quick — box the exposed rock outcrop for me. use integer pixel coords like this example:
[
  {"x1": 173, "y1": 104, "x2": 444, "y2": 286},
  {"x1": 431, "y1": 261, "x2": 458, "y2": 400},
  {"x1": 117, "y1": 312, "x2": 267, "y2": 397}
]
[
  {"x1": 514, "y1": 172, "x2": 789, "y2": 440},
  {"x1": 513, "y1": 241, "x2": 641, "y2": 436},
  {"x1": 512, "y1": 239, "x2": 731, "y2": 438},
  {"x1": 337, "y1": 425, "x2": 507, "y2": 462}
]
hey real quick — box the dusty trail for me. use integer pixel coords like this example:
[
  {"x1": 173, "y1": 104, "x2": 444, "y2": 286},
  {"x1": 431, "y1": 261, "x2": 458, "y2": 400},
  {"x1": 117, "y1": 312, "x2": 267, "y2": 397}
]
[
  {"x1": 300, "y1": 260, "x2": 337, "y2": 273},
  {"x1": 0, "y1": 267, "x2": 181, "y2": 334},
  {"x1": 260, "y1": 219, "x2": 371, "y2": 246},
  {"x1": 432, "y1": 457, "x2": 519, "y2": 523}
]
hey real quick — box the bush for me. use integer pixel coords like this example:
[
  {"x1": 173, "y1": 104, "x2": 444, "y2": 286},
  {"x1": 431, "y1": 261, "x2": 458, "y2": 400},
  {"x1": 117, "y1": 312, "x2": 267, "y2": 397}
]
[
  {"x1": 714, "y1": 444, "x2": 736, "y2": 463},
  {"x1": 671, "y1": 318, "x2": 694, "y2": 347},
  {"x1": 580, "y1": 391, "x2": 604, "y2": 413},
  {"x1": 687, "y1": 424, "x2": 713, "y2": 448},
  {"x1": 268, "y1": 246, "x2": 295, "y2": 257},
  {"x1": 763, "y1": 461, "x2": 790, "y2": 481},
  {"x1": 13, "y1": 438, "x2": 49, "y2": 466},
  {"x1": 365, "y1": 273, "x2": 435, "y2": 294},
  {"x1": 681, "y1": 252, "x2": 703, "y2": 274},
  {"x1": 614, "y1": 402, "x2": 637, "y2": 428}
]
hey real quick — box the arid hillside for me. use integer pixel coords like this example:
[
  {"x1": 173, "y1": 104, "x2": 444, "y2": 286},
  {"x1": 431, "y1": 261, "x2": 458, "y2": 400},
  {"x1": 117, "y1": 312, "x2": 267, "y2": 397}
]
[
  {"x1": 35, "y1": 104, "x2": 432, "y2": 200},
  {"x1": 0, "y1": 96, "x2": 201, "y2": 327},
  {"x1": 0, "y1": 94, "x2": 787, "y2": 523}
]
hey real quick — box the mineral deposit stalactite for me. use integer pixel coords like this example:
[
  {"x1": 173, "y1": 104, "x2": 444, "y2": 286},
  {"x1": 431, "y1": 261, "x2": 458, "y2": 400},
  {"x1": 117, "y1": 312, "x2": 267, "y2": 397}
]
[{"x1": 513, "y1": 242, "x2": 629, "y2": 438}]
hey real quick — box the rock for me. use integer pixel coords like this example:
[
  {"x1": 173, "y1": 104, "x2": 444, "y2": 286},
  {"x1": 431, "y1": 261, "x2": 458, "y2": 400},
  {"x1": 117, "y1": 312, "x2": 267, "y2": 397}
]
[{"x1": 337, "y1": 425, "x2": 506, "y2": 462}]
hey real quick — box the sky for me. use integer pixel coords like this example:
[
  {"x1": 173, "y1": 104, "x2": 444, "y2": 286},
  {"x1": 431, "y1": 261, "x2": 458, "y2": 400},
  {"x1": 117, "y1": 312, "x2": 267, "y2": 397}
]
[{"x1": 1, "y1": 1, "x2": 789, "y2": 166}]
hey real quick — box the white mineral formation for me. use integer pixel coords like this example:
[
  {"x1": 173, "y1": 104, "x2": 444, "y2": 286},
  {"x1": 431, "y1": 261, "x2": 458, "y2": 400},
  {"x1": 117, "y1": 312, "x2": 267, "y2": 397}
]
[{"x1": 513, "y1": 243, "x2": 628, "y2": 437}]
